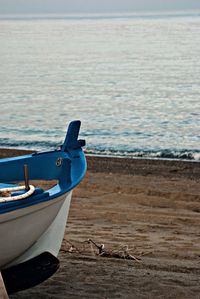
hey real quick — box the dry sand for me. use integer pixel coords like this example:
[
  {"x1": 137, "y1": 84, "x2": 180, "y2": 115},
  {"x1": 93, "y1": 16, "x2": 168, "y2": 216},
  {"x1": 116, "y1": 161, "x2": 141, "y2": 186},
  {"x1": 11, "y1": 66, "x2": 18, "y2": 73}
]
[{"x1": 1, "y1": 150, "x2": 200, "y2": 299}]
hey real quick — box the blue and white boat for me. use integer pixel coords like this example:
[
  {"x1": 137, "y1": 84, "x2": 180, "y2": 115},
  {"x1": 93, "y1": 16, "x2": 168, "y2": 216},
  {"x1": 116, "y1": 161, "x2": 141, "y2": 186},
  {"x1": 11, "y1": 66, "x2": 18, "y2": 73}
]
[{"x1": 0, "y1": 120, "x2": 86, "y2": 292}]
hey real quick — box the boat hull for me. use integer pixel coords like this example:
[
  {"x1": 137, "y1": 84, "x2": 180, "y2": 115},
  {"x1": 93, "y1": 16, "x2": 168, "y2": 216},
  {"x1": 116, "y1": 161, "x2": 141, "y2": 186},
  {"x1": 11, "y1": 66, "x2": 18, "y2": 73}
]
[{"x1": 0, "y1": 191, "x2": 72, "y2": 269}]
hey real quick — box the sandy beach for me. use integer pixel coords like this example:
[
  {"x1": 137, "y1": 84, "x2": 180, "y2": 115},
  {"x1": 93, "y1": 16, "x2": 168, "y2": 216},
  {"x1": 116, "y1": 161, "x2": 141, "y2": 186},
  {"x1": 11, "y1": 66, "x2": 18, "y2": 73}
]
[{"x1": 1, "y1": 149, "x2": 200, "y2": 298}]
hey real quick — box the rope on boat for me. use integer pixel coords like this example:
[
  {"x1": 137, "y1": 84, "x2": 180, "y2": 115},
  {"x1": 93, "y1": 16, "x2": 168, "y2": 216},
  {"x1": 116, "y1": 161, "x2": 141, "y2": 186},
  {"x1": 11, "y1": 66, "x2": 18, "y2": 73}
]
[{"x1": 0, "y1": 185, "x2": 35, "y2": 203}]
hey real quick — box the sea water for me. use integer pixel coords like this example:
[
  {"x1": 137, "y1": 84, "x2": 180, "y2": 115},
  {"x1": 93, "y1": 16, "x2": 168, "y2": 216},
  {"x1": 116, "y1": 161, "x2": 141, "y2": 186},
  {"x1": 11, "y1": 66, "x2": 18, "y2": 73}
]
[{"x1": 0, "y1": 11, "x2": 200, "y2": 160}]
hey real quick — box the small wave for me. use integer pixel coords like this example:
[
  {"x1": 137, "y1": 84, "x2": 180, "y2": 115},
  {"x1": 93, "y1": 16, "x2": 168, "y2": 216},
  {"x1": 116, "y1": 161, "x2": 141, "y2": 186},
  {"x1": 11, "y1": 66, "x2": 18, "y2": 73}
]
[
  {"x1": 85, "y1": 148, "x2": 200, "y2": 161},
  {"x1": 0, "y1": 137, "x2": 199, "y2": 161},
  {"x1": 0, "y1": 138, "x2": 59, "y2": 151}
]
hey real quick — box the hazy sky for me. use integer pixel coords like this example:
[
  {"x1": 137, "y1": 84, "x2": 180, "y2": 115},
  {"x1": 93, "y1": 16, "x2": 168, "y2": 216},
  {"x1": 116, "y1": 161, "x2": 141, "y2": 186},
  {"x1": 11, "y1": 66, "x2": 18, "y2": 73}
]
[{"x1": 0, "y1": 0, "x2": 200, "y2": 14}]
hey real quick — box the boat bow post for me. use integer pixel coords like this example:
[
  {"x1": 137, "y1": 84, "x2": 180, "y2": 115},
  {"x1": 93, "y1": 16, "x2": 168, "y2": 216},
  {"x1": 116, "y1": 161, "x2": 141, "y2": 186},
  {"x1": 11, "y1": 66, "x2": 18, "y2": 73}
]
[{"x1": 61, "y1": 120, "x2": 86, "y2": 152}]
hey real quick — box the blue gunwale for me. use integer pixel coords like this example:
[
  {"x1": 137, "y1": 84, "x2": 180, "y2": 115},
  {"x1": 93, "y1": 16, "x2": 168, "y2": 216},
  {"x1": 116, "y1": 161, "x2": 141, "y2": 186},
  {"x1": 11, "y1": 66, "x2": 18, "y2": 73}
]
[{"x1": 0, "y1": 120, "x2": 87, "y2": 215}]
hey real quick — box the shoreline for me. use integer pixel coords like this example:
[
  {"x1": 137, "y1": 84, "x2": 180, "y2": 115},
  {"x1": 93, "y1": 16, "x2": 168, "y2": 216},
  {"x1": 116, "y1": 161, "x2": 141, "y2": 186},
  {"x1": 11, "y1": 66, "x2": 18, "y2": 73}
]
[{"x1": 0, "y1": 148, "x2": 200, "y2": 180}]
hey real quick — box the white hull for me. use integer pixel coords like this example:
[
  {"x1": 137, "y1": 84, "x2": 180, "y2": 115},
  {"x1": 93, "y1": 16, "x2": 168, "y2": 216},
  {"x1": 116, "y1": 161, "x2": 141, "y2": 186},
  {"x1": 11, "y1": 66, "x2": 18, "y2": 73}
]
[{"x1": 0, "y1": 191, "x2": 72, "y2": 269}]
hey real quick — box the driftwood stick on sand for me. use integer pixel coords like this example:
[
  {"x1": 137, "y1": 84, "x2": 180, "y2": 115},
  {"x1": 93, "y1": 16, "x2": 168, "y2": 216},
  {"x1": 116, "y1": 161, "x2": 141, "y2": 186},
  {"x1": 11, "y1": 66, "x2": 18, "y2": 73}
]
[
  {"x1": 87, "y1": 239, "x2": 141, "y2": 262},
  {"x1": 61, "y1": 239, "x2": 141, "y2": 262},
  {"x1": 87, "y1": 239, "x2": 105, "y2": 254},
  {"x1": 61, "y1": 240, "x2": 81, "y2": 254}
]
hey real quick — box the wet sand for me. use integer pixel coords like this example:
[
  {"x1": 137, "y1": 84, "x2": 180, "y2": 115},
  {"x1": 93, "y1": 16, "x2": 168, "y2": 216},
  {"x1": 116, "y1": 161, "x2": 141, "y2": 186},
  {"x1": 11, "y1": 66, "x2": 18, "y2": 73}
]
[{"x1": 1, "y1": 149, "x2": 200, "y2": 298}]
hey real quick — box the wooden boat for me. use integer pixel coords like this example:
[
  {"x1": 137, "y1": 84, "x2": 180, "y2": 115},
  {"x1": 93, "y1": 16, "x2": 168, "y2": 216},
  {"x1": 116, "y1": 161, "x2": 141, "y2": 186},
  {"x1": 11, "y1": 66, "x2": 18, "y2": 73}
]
[{"x1": 0, "y1": 120, "x2": 86, "y2": 295}]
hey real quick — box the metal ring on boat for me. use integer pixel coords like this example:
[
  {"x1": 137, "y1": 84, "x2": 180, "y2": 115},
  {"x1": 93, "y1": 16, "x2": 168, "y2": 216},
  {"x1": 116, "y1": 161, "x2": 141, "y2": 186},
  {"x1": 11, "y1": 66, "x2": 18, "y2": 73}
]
[{"x1": 0, "y1": 185, "x2": 35, "y2": 203}]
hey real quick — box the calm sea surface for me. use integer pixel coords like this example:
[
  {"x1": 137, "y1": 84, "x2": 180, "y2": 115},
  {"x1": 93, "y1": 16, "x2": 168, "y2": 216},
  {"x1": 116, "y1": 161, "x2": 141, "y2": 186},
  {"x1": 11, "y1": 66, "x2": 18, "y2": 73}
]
[{"x1": 0, "y1": 11, "x2": 200, "y2": 160}]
